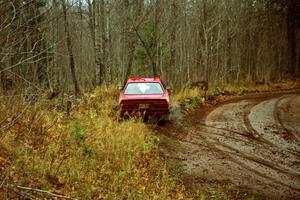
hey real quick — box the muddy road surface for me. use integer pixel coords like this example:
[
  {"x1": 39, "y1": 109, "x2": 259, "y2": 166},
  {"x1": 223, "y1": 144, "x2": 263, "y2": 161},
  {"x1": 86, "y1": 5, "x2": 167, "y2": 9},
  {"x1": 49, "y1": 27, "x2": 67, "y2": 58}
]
[{"x1": 159, "y1": 89, "x2": 300, "y2": 199}]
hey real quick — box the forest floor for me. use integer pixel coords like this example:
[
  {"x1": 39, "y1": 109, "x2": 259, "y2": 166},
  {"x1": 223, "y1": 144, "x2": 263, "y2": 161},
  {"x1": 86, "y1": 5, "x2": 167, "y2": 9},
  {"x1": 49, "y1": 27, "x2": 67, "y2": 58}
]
[{"x1": 158, "y1": 88, "x2": 300, "y2": 200}]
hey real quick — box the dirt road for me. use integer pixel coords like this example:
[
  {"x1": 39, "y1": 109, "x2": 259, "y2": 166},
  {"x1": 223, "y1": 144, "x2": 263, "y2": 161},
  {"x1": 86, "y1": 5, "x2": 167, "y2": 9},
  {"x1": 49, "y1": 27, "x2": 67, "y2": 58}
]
[{"x1": 159, "y1": 89, "x2": 300, "y2": 199}]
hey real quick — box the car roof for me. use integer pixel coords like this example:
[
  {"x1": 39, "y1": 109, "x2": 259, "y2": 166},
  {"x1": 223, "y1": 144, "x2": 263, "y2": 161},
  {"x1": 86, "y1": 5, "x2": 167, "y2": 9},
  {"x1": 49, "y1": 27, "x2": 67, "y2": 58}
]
[{"x1": 126, "y1": 77, "x2": 161, "y2": 83}]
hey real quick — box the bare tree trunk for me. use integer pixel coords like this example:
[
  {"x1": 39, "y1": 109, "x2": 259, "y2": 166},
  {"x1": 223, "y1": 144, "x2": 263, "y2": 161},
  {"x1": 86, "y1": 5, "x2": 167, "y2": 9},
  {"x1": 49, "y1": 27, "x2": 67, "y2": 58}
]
[
  {"x1": 0, "y1": 21, "x2": 6, "y2": 92},
  {"x1": 202, "y1": 0, "x2": 209, "y2": 87},
  {"x1": 124, "y1": 36, "x2": 135, "y2": 81},
  {"x1": 94, "y1": 1, "x2": 102, "y2": 85},
  {"x1": 124, "y1": 0, "x2": 136, "y2": 81},
  {"x1": 62, "y1": 0, "x2": 81, "y2": 96},
  {"x1": 92, "y1": 1, "x2": 100, "y2": 85},
  {"x1": 169, "y1": 0, "x2": 177, "y2": 83},
  {"x1": 87, "y1": 0, "x2": 95, "y2": 46},
  {"x1": 99, "y1": 0, "x2": 106, "y2": 85},
  {"x1": 124, "y1": 0, "x2": 144, "y2": 81},
  {"x1": 287, "y1": 0, "x2": 296, "y2": 76},
  {"x1": 107, "y1": 15, "x2": 113, "y2": 84},
  {"x1": 133, "y1": 26, "x2": 156, "y2": 75},
  {"x1": 89, "y1": 0, "x2": 107, "y2": 85},
  {"x1": 152, "y1": 0, "x2": 159, "y2": 77},
  {"x1": 0, "y1": 64, "x2": 5, "y2": 92}
]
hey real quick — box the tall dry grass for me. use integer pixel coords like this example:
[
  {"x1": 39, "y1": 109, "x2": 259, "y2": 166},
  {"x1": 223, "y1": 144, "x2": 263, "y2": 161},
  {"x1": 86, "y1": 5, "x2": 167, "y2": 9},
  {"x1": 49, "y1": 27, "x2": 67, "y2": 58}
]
[{"x1": 0, "y1": 86, "x2": 185, "y2": 199}]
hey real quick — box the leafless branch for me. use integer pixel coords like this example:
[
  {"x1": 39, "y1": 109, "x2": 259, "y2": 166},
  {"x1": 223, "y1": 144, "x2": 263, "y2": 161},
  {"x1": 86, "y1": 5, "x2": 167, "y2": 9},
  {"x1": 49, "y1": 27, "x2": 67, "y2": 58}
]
[
  {"x1": 14, "y1": 185, "x2": 79, "y2": 200},
  {"x1": 0, "y1": 1, "x2": 16, "y2": 32}
]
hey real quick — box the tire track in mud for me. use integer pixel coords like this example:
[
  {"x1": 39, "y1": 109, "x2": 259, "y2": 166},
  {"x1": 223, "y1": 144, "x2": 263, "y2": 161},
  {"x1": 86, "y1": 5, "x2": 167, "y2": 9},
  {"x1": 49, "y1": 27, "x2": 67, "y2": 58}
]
[
  {"x1": 243, "y1": 102, "x2": 270, "y2": 140},
  {"x1": 164, "y1": 127, "x2": 300, "y2": 197},
  {"x1": 159, "y1": 89, "x2": 300, "y2": 199},
  {"x1": 199, "y1": 121, "x2": 300, "y2": 157},
  {"x1": 163, "y1": 122, "x2": 300, "y2": 186},
  {"x1": 176, "y1": 125, "x2": 300, "y2": 182},
  {"x1": 247, "y1": 96, "x2": 300, "y2": 155},
  {"x1": 189, "y1": 130, "x2": 300, "y2": 192},
  {"x1": 189, "y1": 129, "x2": 300, "y2": 178},
  {"x1": 274, "y1": 95, "x2": 300, "y2": 143},
  {"x1": 243, "y1": 98, "x2": 300, "y2": 157}
]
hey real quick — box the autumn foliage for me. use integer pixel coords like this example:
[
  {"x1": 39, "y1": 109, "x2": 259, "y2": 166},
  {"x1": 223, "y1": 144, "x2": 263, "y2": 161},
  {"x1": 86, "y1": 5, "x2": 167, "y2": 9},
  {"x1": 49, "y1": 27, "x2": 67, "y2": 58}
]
[{"x1": 0, "y1": 86, "x2": 185, "y2": 199}]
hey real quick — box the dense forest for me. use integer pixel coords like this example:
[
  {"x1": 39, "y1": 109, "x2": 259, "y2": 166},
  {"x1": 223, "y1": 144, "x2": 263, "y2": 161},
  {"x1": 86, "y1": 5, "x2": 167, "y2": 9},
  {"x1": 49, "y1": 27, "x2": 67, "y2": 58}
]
[
  {"x1": 1, "y1": 1, "x2": 300, "y2": 199},
  {"x1": 0, "y1": 0, "x2": 300, "y2": 96}
]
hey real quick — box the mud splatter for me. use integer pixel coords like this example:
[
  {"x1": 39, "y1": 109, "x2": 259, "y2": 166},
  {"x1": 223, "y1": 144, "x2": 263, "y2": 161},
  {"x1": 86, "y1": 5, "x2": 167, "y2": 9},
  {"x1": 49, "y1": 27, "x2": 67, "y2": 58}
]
[{"x1": 169, "y1": 102, "x2": 183, "y2": 122}]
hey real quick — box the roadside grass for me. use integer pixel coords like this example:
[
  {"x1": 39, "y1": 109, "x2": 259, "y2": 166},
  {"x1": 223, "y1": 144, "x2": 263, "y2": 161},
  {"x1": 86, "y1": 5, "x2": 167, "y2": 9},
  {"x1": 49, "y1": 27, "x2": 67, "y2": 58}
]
[
  {"x1": 223, "y1": 79, "x2": 300, "y2": 95},
  {"x1": 173, "y1": 88, "x2": 206, "y2": 111},
  {"x1": 173, "y1": 79, "x2": 300, "y2": 111},
  {"x1": 182, "y1": 175, "x2": 264, "y2": 200},
  {"x1": 0, "y1": 86, "x2": 186, "y2": 199}
]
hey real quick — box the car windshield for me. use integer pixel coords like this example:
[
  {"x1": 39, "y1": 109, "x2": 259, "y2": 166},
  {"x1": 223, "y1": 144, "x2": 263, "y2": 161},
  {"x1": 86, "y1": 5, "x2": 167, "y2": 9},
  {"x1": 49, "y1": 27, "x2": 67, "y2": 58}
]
[{"x1": 124, "y1": 82, "x2": 164, "y2": 95}]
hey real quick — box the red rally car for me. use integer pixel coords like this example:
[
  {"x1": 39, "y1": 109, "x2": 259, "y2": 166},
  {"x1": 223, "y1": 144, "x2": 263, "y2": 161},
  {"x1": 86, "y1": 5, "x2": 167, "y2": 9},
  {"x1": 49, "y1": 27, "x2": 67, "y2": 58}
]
[{"x1": 119, "y1": 77, "x2": 170, "y2": 118}]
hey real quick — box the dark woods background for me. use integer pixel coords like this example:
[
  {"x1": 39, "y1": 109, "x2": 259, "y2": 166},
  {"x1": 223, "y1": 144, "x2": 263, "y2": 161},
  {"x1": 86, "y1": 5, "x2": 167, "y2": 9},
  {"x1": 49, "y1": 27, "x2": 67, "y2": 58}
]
[{"x1": 0, "y1": 0, "x2": 300, "y2": 96}]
